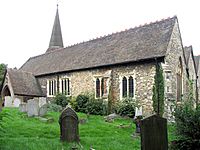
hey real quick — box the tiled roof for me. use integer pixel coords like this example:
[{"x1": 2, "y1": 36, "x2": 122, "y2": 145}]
[
  {"x1": 7, "y1": 69, "x2": 44, "y2": 96},
  {"x1": 20, "y1": 16, "x2": 177, "y2": 76}
]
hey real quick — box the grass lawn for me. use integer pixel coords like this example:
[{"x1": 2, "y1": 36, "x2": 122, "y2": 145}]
[{"x1": 0, "y1": 108, "x2": 176, "y2": 150}]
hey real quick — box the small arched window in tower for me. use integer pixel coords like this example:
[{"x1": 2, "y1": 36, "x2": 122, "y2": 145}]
[
  {"x1": 129, "y1": 76, "x2": 134, "y2": 98},
  {"x1": 122, "y1": 77, "x2": 128, "y2": 98},
  {"x1": 96, "y1": 78, "x2": 100, "y2": 98}
]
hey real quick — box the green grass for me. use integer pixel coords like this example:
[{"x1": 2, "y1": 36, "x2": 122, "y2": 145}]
[{"x1": 0, "y1": 108, "x2": 176, "y2": 150}]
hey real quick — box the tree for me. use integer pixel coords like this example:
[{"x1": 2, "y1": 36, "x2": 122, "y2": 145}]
[
  {"x1": 0, "y1": 63, "x2": 7, "y2": 86},
  {"x1": 152, "y1": 62, "x2": 164, "y2": 116}
]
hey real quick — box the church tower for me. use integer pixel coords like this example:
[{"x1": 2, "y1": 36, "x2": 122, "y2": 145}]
[{"x1": 46, "y1": 5, "x2": 64, "y2": 53}]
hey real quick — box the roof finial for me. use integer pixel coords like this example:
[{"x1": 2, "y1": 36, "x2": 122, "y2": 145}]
[{"x1": 57, "y1": 0, "x2": 59, "y2": 8}]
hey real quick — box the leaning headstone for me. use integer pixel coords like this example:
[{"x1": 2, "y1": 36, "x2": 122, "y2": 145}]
[
  {"x1": 59, "y1": 107, "x2": 79, "y2": 142},
  {"x1": 141, "y1": 114, "x2": 168, "y2": 150},
  {"x1": 27, "y1": 98, "x2": 39, "y2": 117},
  {"x1": 19, "y1": 103, "x2": 27, "y2": 112},
  {"x1": 38, "y1": 104, "x2": 48, "y2": 117}
]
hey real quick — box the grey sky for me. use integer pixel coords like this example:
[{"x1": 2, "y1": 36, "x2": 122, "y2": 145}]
[{"x1": 0, "y1": 0, "x2": 199, "y2": 68}]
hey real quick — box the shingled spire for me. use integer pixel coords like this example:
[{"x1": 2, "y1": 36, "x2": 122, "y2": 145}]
[{"x1": 46, "y1": 5, "x2": 64, "y2": 53}]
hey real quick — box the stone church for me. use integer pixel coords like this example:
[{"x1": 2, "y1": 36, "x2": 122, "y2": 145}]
[{"x1": 0, "y1": 7, "x2": 199, "y2": 118}]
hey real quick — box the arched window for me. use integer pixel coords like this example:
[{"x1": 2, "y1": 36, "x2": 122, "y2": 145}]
[
  {"x1": 60, "y1": 78, "x2": 70, "y2": 96},
  {"x1": 129, "y1": 76, "x2": 134, "y2": 97},
  {"x1": 122, "y1": 77, "x2": 127, "y2": 98},
  {"x1": 67, "y1": 78, "x2": 70, "y2": 95},
  {"x1": 96, "y1": 78, "x2": 100, "y2": 98},
  {"x1": 101, "y1": 78, "x2": 104, "y2": 96}
]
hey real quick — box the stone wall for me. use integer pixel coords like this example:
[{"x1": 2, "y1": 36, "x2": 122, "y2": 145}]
[
  {"x1": 37, "y1": 63, "x2": 156, "y2": 116},
  {"x1": 187, "y1": 53, "x2": 196, "y2": 98},
  {"x1": 163, "y1": 20, "x2": 187, "y2": 120}
]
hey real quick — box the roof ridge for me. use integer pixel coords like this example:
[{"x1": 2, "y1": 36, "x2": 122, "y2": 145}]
[
  {"x1": 63, "y1": 15, "x2": 176, "y2": 49},
  {"x1": 9, "y1": 67, "x2": 35, "y2": 76},
  {"x1": 27, "y1": 15, "x2": 177, "y2": 58}
]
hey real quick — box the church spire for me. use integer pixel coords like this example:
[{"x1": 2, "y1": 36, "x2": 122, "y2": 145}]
[{"x1": 46, "y1": 5, "x2": 64, "y2": 53}]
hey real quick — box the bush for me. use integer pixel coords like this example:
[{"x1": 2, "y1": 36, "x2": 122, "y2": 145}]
[
  {"x1": 75, "y1": 93, "x2": 108, "y2": 115},
  {"x1": 46, "y1": 103, "x2": 62, "y2": 112},
  {"x1": 87, "y1": 99, "x2": 107, "y2": 115},
  {"x1": 172, "y1": 102, "x2": 200, "y2": 149},
  {"x1": 53, "y1": 93, "x2": 70, "y2": 108},
  {"x1": 75, "y1": 94, "x2": 89, "y2": 113},
  {"x1": 116, "y1": 97, "x2": 136, "y2": 117}
]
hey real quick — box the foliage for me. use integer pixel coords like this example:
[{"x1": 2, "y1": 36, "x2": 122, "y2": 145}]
[
  {"x1": 171, "y1": 101, "x2": 200, "y2": 149},
  {"x1": 0, "y1": 63, "x2": 7, "y2": 86},
  {"x1": 53, "y1": 93, "x2": 70, "y2": 108},
  {"x1": 75, "y1": 93, "x2": 107, "y2": 115},
  {"x1": 152, "y1": 63, "x2": 164, "y2": 116},
  {"x1": 75, "y1": 94, "x2": 89, "y2": 113},
  {"x1": 69, "y1": 97, "x2": 77, "y2": 110},
  {"x1": 0, "y1": 109, "x2": 10, "y2": 136},
  {"x1": 115, "y1": 97, "x2": 137, "y2": 117},
  {"x1": 46, "y1": 103, "x2": 62, "y2": 112},
  {"x1": 86, "y1": 98, "x2": 108, "y2": 115}
]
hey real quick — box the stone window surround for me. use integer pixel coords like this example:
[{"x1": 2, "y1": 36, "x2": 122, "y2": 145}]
[
  {"x1": 59, "y1": 76, "x2": 71, "y2": 97},
  {"x1": 165, "y1": 70, "x2": 172, "y2": 80},
  {"x1": 47, "y1": 76, "x2": 71, "y2": 97},
  {"x1": 119, "y1": 73, "x2": 136, "y2": 100},
  {"x1": 164, "y1": 70, "x2": 172, "y2": 94},
  {"x1": 93, "y1": 75, "x2": 110, "y2": 99},
  {"x1": 47, "y1": 79, "x2": 57, "y2": 97}
]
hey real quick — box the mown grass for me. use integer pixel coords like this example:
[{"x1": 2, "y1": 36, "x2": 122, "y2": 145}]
[{"x1": 0, "y1": 108, "x2": 175, "y2": 150}]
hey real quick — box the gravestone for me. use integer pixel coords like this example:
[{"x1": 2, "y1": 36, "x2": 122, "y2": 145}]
[
  {"x1": 59, "y1": 107, "x2": 79, "y2": 142},
  {"x1": 19, "y1": 103, "x2": 27, "y2": 112},
  {"x1": 13, "y1": 98, "x2": 21, "y2": 107},
  {"x1": 4, "y1": 96, "x2": 12, "y2": 107},
  {"x1": 141, "y1": 114, "x2": 168, "y2": 150},
  {"x1": 134, "y1": 106, "x2": 143, "y2": 133},
  {"x1": 38, "y1": 104, "x2": 48, "y2": 117},
  {"x1": 27, "y1": 98, "x2": 39, "y2": 117},
  {"x1": 38, "y1": 97, "x2": 47, "y2": 108}
]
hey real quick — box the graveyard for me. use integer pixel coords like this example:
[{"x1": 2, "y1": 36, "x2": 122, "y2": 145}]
[{"x1": 0, "y1": 108, "x2": 176, "y2": 150}]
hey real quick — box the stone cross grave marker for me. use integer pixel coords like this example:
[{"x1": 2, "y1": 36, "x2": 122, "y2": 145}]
[
  {"x1": 59, "y1": 107, "x2": 79, "y2": 142},
  {"x1": 140, "y1": 114, "x2": 168, "y2": 150}
]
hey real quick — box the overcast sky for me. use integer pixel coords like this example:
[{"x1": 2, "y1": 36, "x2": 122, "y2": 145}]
[{"x1": 0, "y1": 0, "x2": 199, "y2": 68}]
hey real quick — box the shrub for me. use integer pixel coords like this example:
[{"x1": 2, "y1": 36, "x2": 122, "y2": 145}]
[
  {"x1": 171, "y1": 102, "x2": 200, "y2": 149},
  {"x1": 116, "y1": 97, "x2": 136, "y2": 117},
  {"x1": 53, "y1": 93, "x2": 70, "y2": 108},
  {"x1": 75, "y1": 94, "x2": 89, "y2": 113},
  {"x1": 46, "y1": 103, "x2": 62, "y2": 112},
  {"x1": 152, "y1": 63, "x2": 164, "y2": 116},
  {"x1": 69, "y1": 97, "x2": 78, "y2": 110},
  {"x1": 87, "y1": 99, "x2": 108, "y2": 115}
]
